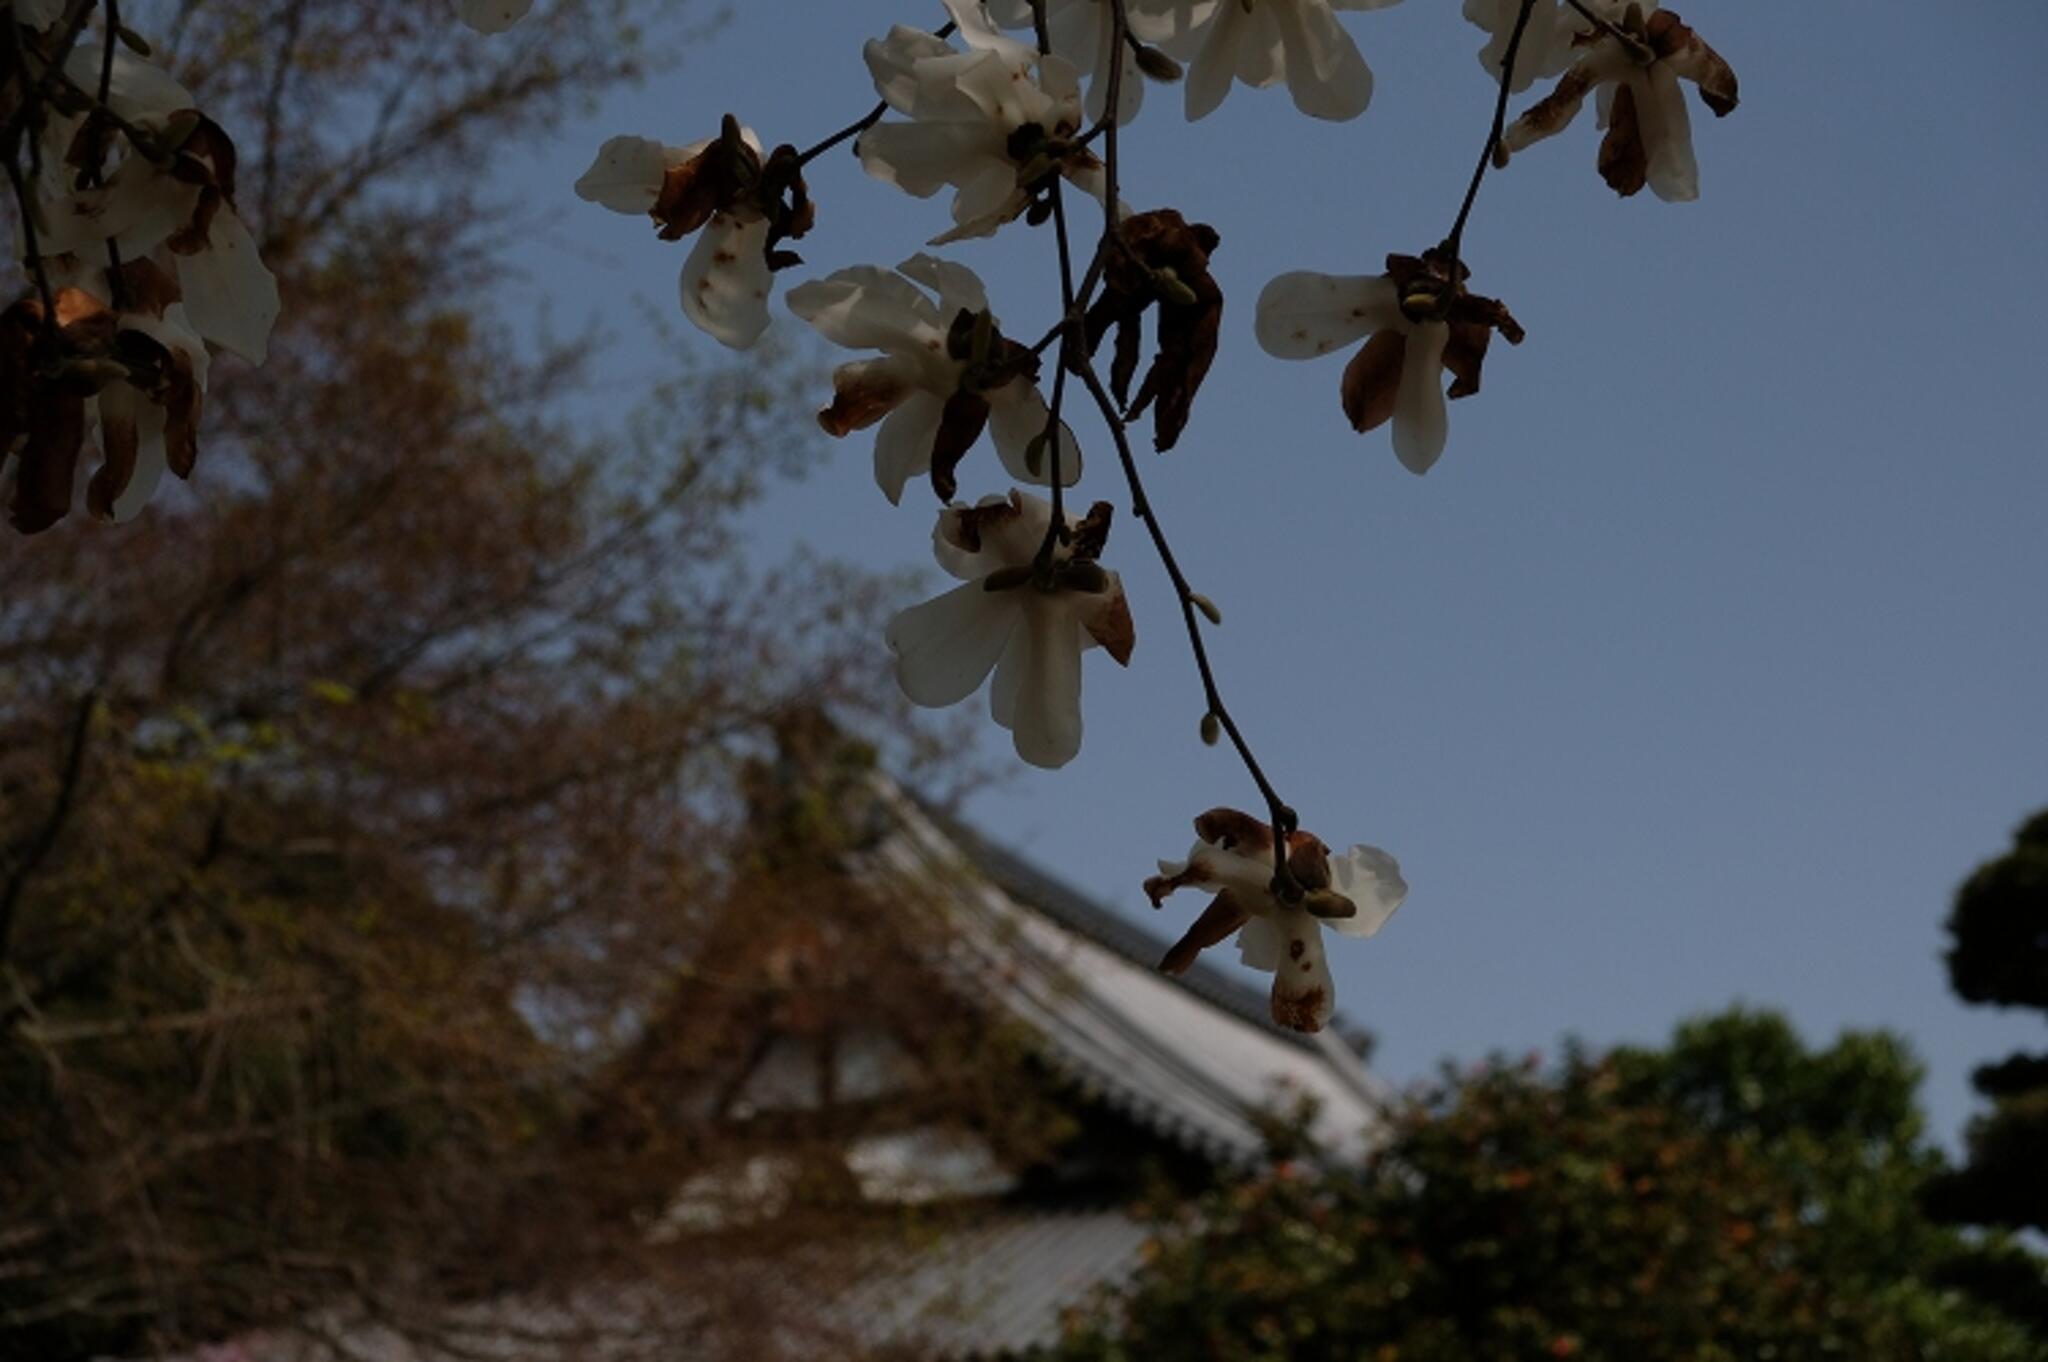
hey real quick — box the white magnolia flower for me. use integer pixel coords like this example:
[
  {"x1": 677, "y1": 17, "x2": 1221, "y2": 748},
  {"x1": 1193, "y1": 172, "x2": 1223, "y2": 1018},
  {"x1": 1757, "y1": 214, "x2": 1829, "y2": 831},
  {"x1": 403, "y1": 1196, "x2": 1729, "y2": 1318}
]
[
  {"x1": 32, "y1": 48, "x2": 279, "y2": 364},
  {"x1": 786, "y1": 255, "x2": 1081, "y2": 505},
  {"x1": 858, "y1": 0, "x2": 1109, "y2": 243},
  {"x1": 1255, "y1": 250, "x2": 1522, "y2": 475},
  {"x1": 1154, "y1": 0, "x2": 1398, "y2": 123},
  {"x1": 1462, "y1": 0, "x2": 1584, "y2": 93},
  {"x1": 458, "y1": 0, "x2": 534, "y2": 33},
  {"x1": 1, "y1": 260, "x2": 207, "y2": 533},
  {"x1": 1496, "y1": 3, "x2": 1739, "y2": 203},
  {"x1": 886, "y1": 490, "x2": 1133, "y2": 769},
  {"x1": 572, "y1": 124, "x2": 793, "y2": 350},
  {"x1": 1146, "y1": 808, "x2": 1405, "y2": 1033}
]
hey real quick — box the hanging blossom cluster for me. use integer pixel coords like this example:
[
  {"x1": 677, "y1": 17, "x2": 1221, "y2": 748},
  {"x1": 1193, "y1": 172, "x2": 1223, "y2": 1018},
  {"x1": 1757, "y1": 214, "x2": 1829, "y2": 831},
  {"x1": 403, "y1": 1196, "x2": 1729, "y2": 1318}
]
[
  {"x1": 2, "y1": 3, "x2": 279, "y2": 534},
  {"x1": 10, "y1": 0, "x2": 1731, "y2": 1033}
]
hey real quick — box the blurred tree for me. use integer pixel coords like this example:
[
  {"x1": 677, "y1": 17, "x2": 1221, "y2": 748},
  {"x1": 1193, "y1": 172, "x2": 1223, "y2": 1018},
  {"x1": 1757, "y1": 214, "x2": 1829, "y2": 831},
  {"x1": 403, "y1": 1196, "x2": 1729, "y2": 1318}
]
[
  {"x1": 1924, "y1": 808, "x2": 2048, "y2": 1334},
  {"x1": 1057, "y1": 1009, "x2": 2047, "y2": 1362},
  {"x1": 0, "y1": 3, "x2": 986, "y2": 1358}
]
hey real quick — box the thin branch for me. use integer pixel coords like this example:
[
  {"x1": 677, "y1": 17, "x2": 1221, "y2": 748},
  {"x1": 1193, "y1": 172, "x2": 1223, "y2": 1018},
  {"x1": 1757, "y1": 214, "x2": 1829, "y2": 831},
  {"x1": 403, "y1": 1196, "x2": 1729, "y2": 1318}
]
[
  {"x1": 1442, "y1": 0, "x2": 1537, "y2": 278},
  {"x1": 0, "y1": 686, "x2": 98, "y2": 964},
  {"x1": 793, "y1": 20, "x2": 955, "y2": 168}
]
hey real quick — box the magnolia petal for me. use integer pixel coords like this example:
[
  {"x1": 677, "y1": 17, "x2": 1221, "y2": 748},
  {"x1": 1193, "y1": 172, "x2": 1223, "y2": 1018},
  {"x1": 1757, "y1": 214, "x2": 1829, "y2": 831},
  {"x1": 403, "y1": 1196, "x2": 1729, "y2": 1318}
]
[
  {"x1": 874, "y1": 389, "x2": 947, "y2": 505},
  {"x1": 859, "y1": 121, "x2": 996, "y2": 200},
  {"x1": 1650, "y1": 10, "x2": 1739, "y2": 117},
  {"x1": 989, "y1": 622, "x2": 1026, "y2": 729},
  {"x1": 1340, "y1": 328, "x2": 1405, "y2": 433},
  {"x1": 866, "y1": 26, "x2": 968, "y2": 114},
  {"x1": 1267, "y1": 915, "x2": 1335, "y2": 1032},
  {"x1": 36, "y1": 158, "x2": 195, "y2": 257},
  {"x1": 458, "y1": 0, "x2": 534, "y2": 33},
  {"x1": 60, "y1": 46, "x2": 192, "y2": 124},
  {"x1": 1500, "y1": 43, "x2": 1629, "y2": 156},
  {"x1": 1327, "y1": 843, "x2": 1407, "y2": 939},
  {"x1": 1391, "y1": 321, "x2": 1450, "y2": 474},
  {"x1": 942, "y1": 0, "x2": 1042, "y2": 63},
  {"x1": 820, "y1": 356, "x2": 918, "y2": 437},
  {"x1": 176, "y1": 208, "x2": 279, "y2": 364},
  {"x1": 935, "y1": 490, "x2": 1028, "y2": 580},
  {"x1": 987, "y1": 381, "x2": 1081, "y2": 489},
  {"x1": 1080, "y1": 573, "x2": 1135, "y2": 666},
  {"x1": 787, "y1": 265, "x2": 940, "y2": 354},
  {"x1": 936, "y1": 488, "x2": 1056, "y2": 575},
  {"x1": 1160, "y1": 891, "x2": 1253, "y2": 975},
  {"x1": 1231, "y1": 4, "x2": 1285, "y2": 88},
  {"x1": 679, "y1": 214, "x2": 773, "y2": 350},
  {"x1": 937, "y1": 159, "x2": 1026, "y2": 243},
  {"x1": 887, "y1": 581, "x2": 1019, "y2": 708},
  {"x1": 1237, "y1": 915, "x2": 1284, "y2": 973},
  {"x1": 85, "y1": 385, "x2": 142, "y2": 520},
  {"x1": 1598, "y1": 80, "x2": 1650, "y2": 197},
  {"x1": 1005, "y1": 596, "x2": 1086, "y2": 768},
  {"x1": 950, "y1": 45, "x2": 1058, "y2": 129},
  {"x1": 1184, "y1": 0, "x2": 1246, "y2": 120},
  {"x1": 1256, "y1": 272, "x2": 1399, "y2": 359},
  {"x1": 1272, "y1": 0, "x2": 1374, "y2": 121},
  {"x1": 1638, "y1": 62, "x2": 1700, "y2": 203},
  {"x1": 1080, "y1": 10, "x2": 1145, "y2": 126},
  {"x1": 896, "y1": 253, "x2": 990, "y2": 318},
  {"x1": 574, "y1": 135, "x2": 675, "y2": 214}
]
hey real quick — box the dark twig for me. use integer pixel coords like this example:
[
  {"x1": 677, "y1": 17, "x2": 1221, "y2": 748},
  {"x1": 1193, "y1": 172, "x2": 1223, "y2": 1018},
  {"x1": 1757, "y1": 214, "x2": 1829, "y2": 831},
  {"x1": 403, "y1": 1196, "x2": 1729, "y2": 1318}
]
[
  {"x1": 1442, "y1": 0, "x2": 1536, "y2": 280},
  {"x1": 0, "y1": 688, "x2": 99, "y2": 966},
  {"x1": 794, "y1": 20, "x2": 955, "y2": 168}
]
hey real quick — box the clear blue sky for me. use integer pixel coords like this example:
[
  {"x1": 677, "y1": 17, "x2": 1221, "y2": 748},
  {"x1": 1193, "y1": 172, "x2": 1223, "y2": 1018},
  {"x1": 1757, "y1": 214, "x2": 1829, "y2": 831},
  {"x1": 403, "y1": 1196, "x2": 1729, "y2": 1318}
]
[{"x1": 503, "y1": 2, "x2": 2048, "y2": 1146}]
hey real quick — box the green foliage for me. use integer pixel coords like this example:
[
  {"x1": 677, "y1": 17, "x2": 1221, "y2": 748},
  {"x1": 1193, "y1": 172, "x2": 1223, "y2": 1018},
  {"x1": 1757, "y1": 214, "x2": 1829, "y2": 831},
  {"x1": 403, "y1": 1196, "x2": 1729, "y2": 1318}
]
[
  {"x1": 1926, "y1": 807, "x2": 2048, "y2": 1332},
  {"x1": 1058, "y1": 1010, "x2": 2047, "y2": 1362}
]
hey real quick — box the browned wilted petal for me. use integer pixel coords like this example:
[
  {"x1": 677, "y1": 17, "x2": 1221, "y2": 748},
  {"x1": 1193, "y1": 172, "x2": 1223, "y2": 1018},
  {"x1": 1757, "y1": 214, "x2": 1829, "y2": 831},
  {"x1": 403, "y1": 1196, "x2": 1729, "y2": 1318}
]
[
  {"x1": 1082, "y1": 581, "x2": 1135, "y2": 667},
  {"x1": 928, "y1": 389, "x2": 991, "y2": 503},
  {"x1": 119, "y1": 258, "x2": 183, "y2": 317},
  {"x1": 652, "y1": 155, "x2": 717, "y2": 242},
  {"x1": 1159, "y1": 890, "x2": 1251, "y2": 975},
  {"x1": 11, "y1": 394, "x2": 87, "y2": 533},
  {"x1": 1498, "y1": 58, "x2": 1601, "y2": 162},
  {"x1": 1271, "y1": 980, "x2": 1329, "y2": 1034},
  {"x1": 1599, "y1": 81, "x2": 1649, "y2": 197},
  {"x1": 171, "y1": 115, "x2": 240, "y2": 201},
  {"x1": 1285, "y1": 830, "x2": 1334, "y2": 891},
  {"x1": 1130, "y1": 282, "x2": 1221, "y2": 453},
  {"x1": 52, "y1": 286, "x2": 111, "y2": 339},
  {"x1": 1192, "y1": 807, "x2": 1274, "y2": 857},
  {"x1": 817, "y1": 361, "x2": 909, "y2": 437},
  {"x1": 1443, "y1": 322, "x2": 1493, "y2": 400},
  {"x1": 1448, "y1": 290, "x2": 1525, "y2": 346},
  {"x1": 166, "y1": 187, "x2": 223, "y2": 256},
  {"x1": 1647, "y1": 10, "x2": 1739, "y2": 116},
  {"x1": 85, "y1": 388, "x2": 140, "y2": 520},
  {"x1": 1341, "y1": 329, "x2": 1407, "y2": 434}
]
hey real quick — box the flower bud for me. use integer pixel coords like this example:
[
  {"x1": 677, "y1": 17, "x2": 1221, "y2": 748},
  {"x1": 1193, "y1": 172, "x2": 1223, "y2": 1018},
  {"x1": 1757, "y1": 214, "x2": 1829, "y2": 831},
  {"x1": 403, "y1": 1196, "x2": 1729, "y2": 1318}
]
[
  {"x1": 1303, "y1": 888, "x2": 1359, "y2": 920},
  {"x1": 1133, "y1": 45, "x2": 1183, "y2": 83},
  {"x1": 1153, "y1": 268, "x2": 1200, "y2": 308},
  {"x1": 1200, "y1": 711, "x2": 1222, "y2": 746},
  {"x1": 1190, "y1": 592, "x2": 1222, "y2": 626}
]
